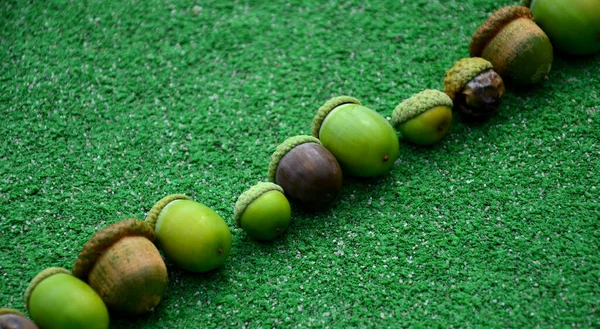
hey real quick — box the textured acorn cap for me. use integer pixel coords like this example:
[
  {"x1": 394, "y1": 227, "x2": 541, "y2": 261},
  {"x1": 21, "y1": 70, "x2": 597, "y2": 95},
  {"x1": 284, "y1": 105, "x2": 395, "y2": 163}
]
[
  {"x1": 392, "y1": 90, "x2": 453, "y2": 127},
  {"x1": 268, "y1": 135, "x2": 322, "y2": 182},
  {"x1": 444, "y1": 57, "x2": 494, "y2": 100},
  {"x1": 24, "y1": 267, "x2": 71, "y2": 311},
  {"x1": 311, "y1": 96, "x2": 362, "y2": 138},
  {"x1": 72, "y1": 219, "x2": 156, "y2": 280},
  {"x1": 145, "y1": 194, "x2": 191, "y2": 229},
  {"x1": 0, "y1": 308, "x2": 27, "y2": 317},
  {"x1": 469, "y1": 6, "x2": 534, "y2": 57},
  {"x1": 234, "y1": 182, "x2": 284, "y2": 227}
]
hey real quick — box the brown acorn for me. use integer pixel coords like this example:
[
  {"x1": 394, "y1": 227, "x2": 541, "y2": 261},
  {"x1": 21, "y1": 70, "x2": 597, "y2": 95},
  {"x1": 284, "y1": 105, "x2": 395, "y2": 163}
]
[
  {"x1": 72, "y1": 219, "x2": 168, "y2": 315},
  {"x1": 444, "y1": 57, "x2": 505, "y2": 119},
  {"x1": 268, "y1": 135, "x2": 342, "y2": 210},
  {"x1": 469, "y1": 5, "x2": 553, "y2": 86},
  {"x1": 0, "y1": 308, "x2": 38, "y2": 329}
]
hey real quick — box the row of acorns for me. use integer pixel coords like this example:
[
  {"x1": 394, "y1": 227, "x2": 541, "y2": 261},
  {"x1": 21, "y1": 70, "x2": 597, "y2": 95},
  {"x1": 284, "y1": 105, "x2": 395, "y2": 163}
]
[{"x1": 2, "y1": 3, "x2": 597, "y2": 328}]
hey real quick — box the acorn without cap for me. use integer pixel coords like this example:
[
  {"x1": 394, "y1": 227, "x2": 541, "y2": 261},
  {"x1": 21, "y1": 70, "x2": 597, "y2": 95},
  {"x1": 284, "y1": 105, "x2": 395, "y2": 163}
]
[
  {"x1": 234, "y1": 182, "x2": 291, "y2": 241},
  {"x1": 444, "y1": 57, "x2": 505, "y2": 119},
  {"x1": 24, "y1": 268, "x2": 109, "y2": 329},
  {"x1": 145, "y1": 195, "x2": 232, "y2": 273},
  {"x1": 312, "y1": 96, "x2": 400, "y2": 177},
  {"x1": 268, "y1": 135, "x2": 342, "y2": 210},
  {"x1": 72, "y1": 219, "x2": 168, "y2": 315},
  {"x1": 392, "y1": 89, "x2": 453, "y2": 145},
  {"x1": 0, "y1": 308, "x2": 38, "y2": 329},
  {"x1": 470, "y1": 5, "x2": 553, "y2": 86}
]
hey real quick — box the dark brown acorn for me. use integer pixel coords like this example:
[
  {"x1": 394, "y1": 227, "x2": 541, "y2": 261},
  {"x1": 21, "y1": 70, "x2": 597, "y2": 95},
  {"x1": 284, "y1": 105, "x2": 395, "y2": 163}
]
[
  {"x1": 268, "y1": 135, "x2": 342, "y2": 210},
  {"x1": 0, "y1": 309, "x2": 38, "y2": 329},
  {"x1": 444, "y1": 57, "x2": 505, "y2": 119}
]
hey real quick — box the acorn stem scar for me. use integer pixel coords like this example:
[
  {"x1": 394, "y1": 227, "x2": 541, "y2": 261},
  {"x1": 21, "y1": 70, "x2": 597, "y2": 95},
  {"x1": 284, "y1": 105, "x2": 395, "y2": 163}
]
[{"x1": 382, "y1": 155, "x2": 389, "y2": 162}]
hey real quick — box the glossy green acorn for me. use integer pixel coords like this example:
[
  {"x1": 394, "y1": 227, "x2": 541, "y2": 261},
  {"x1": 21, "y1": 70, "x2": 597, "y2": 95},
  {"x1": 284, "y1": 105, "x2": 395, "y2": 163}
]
[
  {"x1": 24, "y1": 268, "x2": 109, "y2": 329},
  {"x1": 522, "y1": 0, "x2": 600, "y2": 55},
  {"x1": 234, "y1": 182, "x2": 291, "y2": 241},
  {"x1": 392, "y1": 90, "x2": 453, "y2": 145},
  {"x1": 146, "y1": 195, "x2": 232, "y2": 273},
  {"x1": 0, "y1": 308, "x2": 38, "y2": 329},
  {"x1": 312, "y1": 96, "x2": 400, "y2": 177}
]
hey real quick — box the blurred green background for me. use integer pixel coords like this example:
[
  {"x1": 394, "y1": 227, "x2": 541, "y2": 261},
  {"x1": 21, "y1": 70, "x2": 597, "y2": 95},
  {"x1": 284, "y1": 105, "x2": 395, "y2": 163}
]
[{"x1": 1, "y1": 0, "x2": 599, "y2": 327}]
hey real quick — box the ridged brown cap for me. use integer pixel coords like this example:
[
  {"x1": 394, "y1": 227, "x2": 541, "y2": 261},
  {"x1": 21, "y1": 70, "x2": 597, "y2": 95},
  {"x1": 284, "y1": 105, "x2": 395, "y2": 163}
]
[
  {"x1": 469, "y1": 6, "x2": 534, "y2": 56},
  {"x1": 234, "y1": 182, "x2": 284, "y2": 227},
  {"x1": 311, "y1": 96, "x2": 362, "y2": 138},
  {"x1": 392, "y1": 90, "x2": 453, "y2": 127},
  {"x1": 24, "y1": 267, "x2": 71, "y2": 311},
  {"x1": 444, "y1": 57, "x2": 494, "y2": 100},
  {"x1": 72, "y1": 219, "x2": 156, "y2": 280},
  {"x1": 145, "y1": 194, "x2": 191, "y2": 229},
  {"x1": 267, "y1": 135, "x2": 322, "y2": 182}
]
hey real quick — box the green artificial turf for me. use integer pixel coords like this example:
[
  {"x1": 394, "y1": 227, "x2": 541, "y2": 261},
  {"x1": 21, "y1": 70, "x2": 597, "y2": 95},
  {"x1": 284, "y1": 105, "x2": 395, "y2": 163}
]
[{"x1": 1, "y1": 0, "x2": 599, "y2": 327}]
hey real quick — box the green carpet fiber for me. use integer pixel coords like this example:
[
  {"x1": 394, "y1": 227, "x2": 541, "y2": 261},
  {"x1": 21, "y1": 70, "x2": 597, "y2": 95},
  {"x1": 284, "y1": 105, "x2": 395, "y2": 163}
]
[{"x1": 1, "y1": 0, "x2": 599, "y2": 327}]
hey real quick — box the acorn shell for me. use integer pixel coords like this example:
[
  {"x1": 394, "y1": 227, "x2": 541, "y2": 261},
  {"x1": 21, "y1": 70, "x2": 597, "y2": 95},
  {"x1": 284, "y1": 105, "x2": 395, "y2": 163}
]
[
  {"x1": 268, "y1": 135, "x2": 323, "y2": 182},
  {"x1": 145, "y1": 194, "x2": 191, "y2": 229},
  {"x1": 392, "y1": 90, "x2": 453, "y2": 127},
  {"x1": 72, "y1": 219, "x2": 168, "y2": 314},
  {"x1": 234, "y1": 182, "x2": 285, "y2": 227},
  {"x1": 443, "y1": 58, "x2": 494, "y2": 100},
  {"x1": 234, "y1": 182, "x2": 291, "y2": 240}
]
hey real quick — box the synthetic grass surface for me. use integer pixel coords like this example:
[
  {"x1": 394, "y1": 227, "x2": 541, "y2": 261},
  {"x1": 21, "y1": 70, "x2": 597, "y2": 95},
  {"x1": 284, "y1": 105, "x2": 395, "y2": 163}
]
[{"x1": 1, "y1": 0, "x2": 599, "y2": 327}]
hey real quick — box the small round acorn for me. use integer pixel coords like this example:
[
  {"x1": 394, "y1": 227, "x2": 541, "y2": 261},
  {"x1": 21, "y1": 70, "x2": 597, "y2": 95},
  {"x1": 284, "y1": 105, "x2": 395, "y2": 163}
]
[
  {"x1": 268, "y1": 135, "x2": 342, "y2": 210},
  {"x1": 234, "y1": 182, "x2": 291, "y2": 241},
  {"x1": 145, "y1": 195, "x2": 233, "y2": 273},
  {"x1": 470, "y1": 5, "x2": 553, "y2": 86},
  {"x1": 312, "y1": 96, "x2": 400, "y2": 177},
  {"x1": 0, "y1": 308, "x2": 38, "y2": 329},
  {"x1": 521, "y1": 0, "x2": 600, "y2": 55},
  {"x1": 72, "y1": 219, "x2": 168, "y2": 314},
  {"x1": 444, "y1": 57, "x2": 505, "y2": 119},
  {"x1": 392, "y1": 90, "x2": 453, "y2": 145},
  {"x1": 24, "y1": 267, "x2": 109, "y2": 329}
]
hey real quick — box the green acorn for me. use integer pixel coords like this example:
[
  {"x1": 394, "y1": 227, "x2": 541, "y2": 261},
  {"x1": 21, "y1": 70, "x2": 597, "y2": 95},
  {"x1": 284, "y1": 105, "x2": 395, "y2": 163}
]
[
  {"x1": 24, "y1": 268, "x2": 109, "y2": 329},
  {"x1": 392, "y1": 90, "x2": 453, "y2": 145},
  {"x1": 0, "y1": 308, "x2": 38, "y2": 329},
  {"x1": 146, "y1": 195, "x2": 232, "y2": 273},
  {"x1": 444, "y1": 57, "x2": 505, "y2": 119},
  {"x1": 312, "y1": 96, "x2": 400, "y2": 177},
  {"x1": 268, "y1": 135, "x2": 342, "y2": 210},
  {"x1": 470, "y1": 5, "x2": 553, "y2": 86},
  {"x1": 234, "y1": 182, "x2": 291, "y2": 241},
  {"x1": 521, "y1": 0, "x2": 600, "y2": 55}
]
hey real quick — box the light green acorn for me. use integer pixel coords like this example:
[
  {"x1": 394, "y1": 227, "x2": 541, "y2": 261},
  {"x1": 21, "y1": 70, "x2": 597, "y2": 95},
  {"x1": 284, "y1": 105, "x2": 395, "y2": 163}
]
[{"x1": 312, "y1": 96, "x2": 400, "y2": 177}]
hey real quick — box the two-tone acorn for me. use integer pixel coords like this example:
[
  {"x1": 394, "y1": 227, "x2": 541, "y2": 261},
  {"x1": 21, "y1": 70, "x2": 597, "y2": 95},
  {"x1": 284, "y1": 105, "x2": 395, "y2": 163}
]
[
  {"x1": 0, "y1": 308, "x2": 38, "y2": 329},
  {"x1": 234, "y1": 182, "x2": 291, "y2": 241},
  {"x1": 24, "y1": 267, "x2": 109, "y2": 329},
  {"x1": 145, "y1": 195, "x2": 232, "y2": 273},
  {"x1": 470, "y1": 5, "x2": 553, "y2": 86},
  {"x1": 312, "y1": 96, "x2": 400, "y2": 177},
  {"x1": 444, "y1": 57, "x2": 505, "y2": 119},
  {"x1": 269, "y1": 135, "x2": 342, "y2": 210},
  {"x1": 392, "y1": 90, "x2": 453, "y2": 145},
  {"x1": 72, "y1": 219, "x2": 168, "y2": 315}
]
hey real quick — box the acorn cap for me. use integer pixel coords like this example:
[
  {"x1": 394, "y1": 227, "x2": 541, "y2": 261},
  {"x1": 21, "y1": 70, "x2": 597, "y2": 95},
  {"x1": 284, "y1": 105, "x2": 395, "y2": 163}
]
[
  {"x1": 311, "y1": 96, "x2": 362, "y2": 138},
  {"x1": 0, "y1": 308, "x2": 27, "y2": 317},
  {"x1": 392, "y1": 90, "x2": 453, "y2": 127},
  {"x1": 24, "y1": 267, "x2": 71, "y2": 311},
  {"x1": 145, "y1": 194, "x2": 191, "y2": 229},
  {"x1": 444, "y1": 57, "x2": 494, "y2": 100},
  {"x1": 268, "y1": 135, "x2": 322, "y2": 182},
  {"x1": 469, "y1": 6, "x2": 534, "y2": 57},
  {"x1": 72, "y1": 219, "x2": 156, "y2": 280},
  {"x1": 234, "y1": 182, "x2": 284, "y2": 227}
]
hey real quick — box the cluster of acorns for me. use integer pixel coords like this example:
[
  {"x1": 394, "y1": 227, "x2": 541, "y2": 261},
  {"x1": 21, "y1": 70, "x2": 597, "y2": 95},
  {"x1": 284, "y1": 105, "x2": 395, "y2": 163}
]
[{"x1": 2, "y1": 2, "x2": 598, "y2": 329}]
